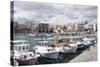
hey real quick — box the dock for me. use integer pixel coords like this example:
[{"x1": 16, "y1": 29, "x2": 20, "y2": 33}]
[{"x1": 69, "y1": 45, "x2": 97, "y2": 62}]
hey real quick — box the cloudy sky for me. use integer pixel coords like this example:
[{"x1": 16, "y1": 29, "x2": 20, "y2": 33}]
[{"x1": 12, "y1": 1, "x2": 97, "y2": 25}]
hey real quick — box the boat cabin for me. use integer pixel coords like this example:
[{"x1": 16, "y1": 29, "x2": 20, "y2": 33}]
[
  {"x1": 83, "y1": 38, "x2": 96, "y2": 45},
  {"x1": 12, "y1": 40, "x2": 29, "y2": 52},
  {"x1": 37, "y1": 41, "x2": 50, "y2": 46},
  {"x1": 18, "y1": 52, "x2": 36, "y2": 60}
]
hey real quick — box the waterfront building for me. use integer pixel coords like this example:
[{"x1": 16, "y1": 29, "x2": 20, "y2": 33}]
[
  {"x1": 13, "y1": 22, "x2": 32, "y2": 33},
  {"x1": 36, "y1": 23, "x2": 53, "y2": 33},
  {"x1": 77, "y1": 23, "x2": 85, "y2": 32}
]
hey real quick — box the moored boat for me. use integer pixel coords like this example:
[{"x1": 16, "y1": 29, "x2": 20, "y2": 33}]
[
  {"x1": 59, "y1": 42, "x2": 78, "y2": 53},
  {"x1": 49, "y1": 37, "x2": 78, "y2": 53},
  {"x1": 15, "y1": 52, "x2": 40, "y2": 65},
  {"x1": 11, "y1": 40, "x2": 40, "y2": 65},
  {"x1": 82, "y1": 34, "x2": 97, "y2": 48},
  {"x1": 33, "y1": 39, "x2": 59, "y2": 59}
]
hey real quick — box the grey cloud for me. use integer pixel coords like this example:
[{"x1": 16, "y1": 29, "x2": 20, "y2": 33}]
[
  {"x1": 12, "y1": 1, "x2": 97, "y2": 24},
  {"x1": 14, "y1": 1, "x2": 59, "y2": 14}
]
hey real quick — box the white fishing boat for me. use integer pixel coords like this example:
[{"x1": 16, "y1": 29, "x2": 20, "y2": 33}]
[
  {"x1": 47, "y1": 33, "x2": 78, "y2": 53},
  {"x1": 33, "y1": 39, "x2": 59, "y2": 59},
  {"x1": 65, "y1": 36, "x2": 84, "y2": 49},
  {"x1": 49, "y1": 36, "x2": 78, "y2": 53},
  {"x1": 34, "y1": 46, "x2": 59, "y2": 59},
  {"x1": 11, "y1": 40, "x2": 40, "y2": 65},
  {"x1": 61, "y1": 36, "x2": 85, "y2": 52},
  {"x1": 59, "y1": 42, "x2": 78, "y2": 53}
]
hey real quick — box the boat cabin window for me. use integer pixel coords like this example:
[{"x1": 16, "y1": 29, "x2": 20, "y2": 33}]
[
  {"x1": 45, "y1": 43, "x2": 47, "y2": 46},
  {"x1": 18, "y1": 46, "x2": 21, "y2": 50},
  {"x1": 24, "y1": 55, "x2": 27, "y2": 59},
  {"x1": 58, "y1": 39, "x2": 63, "y2": 43},
  {"x1": 70, "y1": 38, "x2": 83, "y2": 41},
  {"x1": 47, "y1": 49, "x2": 53, "y2": 51},
  {"x1": 26, "y1": 46, "x2": 28, "y2": 49},
  {"x1": 23, "y1": 46, "x2": 25, "y2": 50},
  {"x1": 37, "y1": 42, "x2": 49, "y2": 46},
  {"x1": 14, "y1": 46, "x2": 21, "y2": 51},
  {"x1": 64, "y1": 44, "x2": 71, "y2": 47},
  {"x1": 30, "y1": 54, "x2": 32, "y2": 56}
]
